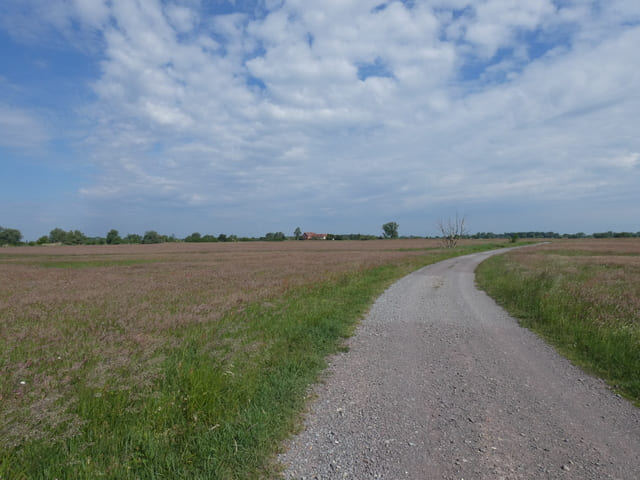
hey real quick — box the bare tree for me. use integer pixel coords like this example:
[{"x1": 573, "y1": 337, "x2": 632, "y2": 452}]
[{"x1": 437, "y1": 214, "x2": 467, "y2": 248}]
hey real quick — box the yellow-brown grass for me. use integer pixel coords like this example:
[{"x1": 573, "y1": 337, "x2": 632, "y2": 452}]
[
  {"x1": 476, "y1": 238, "x2": 640, "y2": 403},
  {"x1": 2, "y1": 239, "x2": 500, "y2": 447},
  {"x1": 502, "y1": 239, "x2": 640, "y2": 327}
]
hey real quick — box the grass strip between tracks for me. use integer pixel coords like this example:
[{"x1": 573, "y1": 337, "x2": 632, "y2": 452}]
[
  {"x1": 476, "y1": 244, "x2": 640, "y2": 406},
  {"x1": 1, "y1": 243, "x2": 505, "y2": 479}
]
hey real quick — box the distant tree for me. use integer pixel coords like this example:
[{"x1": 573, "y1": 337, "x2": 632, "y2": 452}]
[
  {"x1": 66, "y1": 230, "x2": 86, "y2": 245},
  {"x1": 437, "y1": 214, "x2": 467, "y2": 248},
  {"x1": 106, "y1": 229, "x2": 122, "y2": 245},
  {"x1": 85, "y1": 236, "x2": 106, "y2": 245},
  {"x1": 184, "y1": 232, "x2": 201, "y2": 242},
  {"x1": 123, "y1": 233, "x2": 142, "y2": 244},
  {"x1": 0, "y1": 227, "x2": 22, "y2": 245},
  {"x1": 294, "y1": 227, "x2": 302, "y2": 240},
  {"x1": 161, "y1": 234, "x2": 178, "y2": 243},
  {"x1": 142, "y1": 231, "x2": 162, "y2": 244},
  {"x1": 265, "y1": 232, "x2": 286, "y2": 241},
  {"x1": 48, "y1": 228, "x2": 86, "y2": 245},
  {"x1": 201, "y1": 234, "x2": 218, "y2": 242},
  {"x1": 37, "y1": 235, "x2": 49, "y2": 245},
  {"x1": 217, "y1": 233, "x2": 228, "y2": 242},
  {"x1": 49, "y1": 228, "x2": 67, "y2": 244},
  {"x1": 382, "y1": 222, "x2": 399, "y2": 239}
]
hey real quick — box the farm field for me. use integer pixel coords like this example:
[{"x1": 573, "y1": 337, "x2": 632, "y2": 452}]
[
  {"x1": 0, "y1": 239, "x2": 507, "y2": 478},
  {"x1": 476, "y1": 239, "x2": 640, "y2": 405}
]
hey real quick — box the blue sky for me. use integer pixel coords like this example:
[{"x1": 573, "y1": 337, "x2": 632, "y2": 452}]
[{"x1": 1, "y1": 0, "x2": 639, "y2": 240}]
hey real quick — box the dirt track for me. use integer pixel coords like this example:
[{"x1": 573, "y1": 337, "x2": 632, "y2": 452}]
[{"x1": 279, "y1": 249, "x2": 640, "y2": 479}]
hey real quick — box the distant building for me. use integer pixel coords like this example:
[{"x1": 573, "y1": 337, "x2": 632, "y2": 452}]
[{"x1": 301, "y1": 232, "x2": 327, "y2": 240}]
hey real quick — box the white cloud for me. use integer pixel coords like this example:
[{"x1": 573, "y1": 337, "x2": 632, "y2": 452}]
[
  {"x1": 0, "y1": 104, "x2": 49, "y2": 150},
  {"x1": 441, "y1": 0, "x2": 557, "y2": 59},
  {"x1": 601, "y1": 153, "x2": 640, "y2": 169},
  {"x1": 4, "y1": 0, "x2": 640, "y2": 235},
  {"x1": 143, "y1": 101, "x2": 193, "y2": 128},
  {"x1": 85, "y1": 1, "x2": 638, "y2": 210},
  {"x1": 72, "y1": 0, "x2": 110, "y2": 29},
  {"x1": 165, "y1": 4, "x2": 198, "y2": 33}
]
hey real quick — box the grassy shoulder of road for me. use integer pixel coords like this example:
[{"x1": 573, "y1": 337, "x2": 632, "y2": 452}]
[
  {"x1": 1, "y1": 242, "x2": 506, "y2": 479},
  {"x1": 476, "y1": 240, "x2": 640, "y2": 406}
]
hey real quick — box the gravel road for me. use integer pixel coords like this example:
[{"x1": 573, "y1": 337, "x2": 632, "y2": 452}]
[{"x1": 279, "y1": 249, "x2": 640, "y2": 479}]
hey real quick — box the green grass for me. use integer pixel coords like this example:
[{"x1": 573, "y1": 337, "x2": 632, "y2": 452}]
[
  {"x1": 1, "y1": 244, "x2": 504, "y2": 479},
  {"x1": 476, "y1": 251, "x2": 640, "y2": 405}
]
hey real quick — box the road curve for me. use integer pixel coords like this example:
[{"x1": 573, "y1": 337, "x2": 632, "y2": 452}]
[{"x1": 279, "y1": 249, "x2": 640, "y2": 479}]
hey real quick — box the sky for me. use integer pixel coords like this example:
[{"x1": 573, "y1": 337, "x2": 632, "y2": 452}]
[{"x1": 1, "y1": 0, "x2": 639, "y2": 240}]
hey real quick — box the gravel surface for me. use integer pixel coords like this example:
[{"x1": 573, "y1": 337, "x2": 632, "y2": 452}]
[{"x1": 278, "y1": 249, "x2": 640, "y2": 479}]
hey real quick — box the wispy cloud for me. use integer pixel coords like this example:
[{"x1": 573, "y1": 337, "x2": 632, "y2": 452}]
[{"x1": 0, "y1": 104, "x2": 50, "y2": 150}]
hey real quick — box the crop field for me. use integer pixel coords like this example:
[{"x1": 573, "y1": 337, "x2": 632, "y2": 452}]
[
  {"x1": 0, "y1": 239, "x2": 506, "y2": 478},
  {"x1": 476, "y1": 239, "x2": 640, "y2": 405}
]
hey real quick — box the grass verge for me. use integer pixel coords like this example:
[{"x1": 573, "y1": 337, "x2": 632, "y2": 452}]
[
  {"x1": 1, "y1": 243, "x2": 505, "y2": 479},
  {"x1": 476, "y1": 245, "x2": 640, "y2": 405}
]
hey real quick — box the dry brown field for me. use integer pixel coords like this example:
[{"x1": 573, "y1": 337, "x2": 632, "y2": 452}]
[
  {"x1": 4, "y1": 237, "x2": 638, "y2": 476},
  {"x1": 508, "y1": 238, "x2": 640, "y2": 327},
  {"x1": 534, "y1": 237, "x2": 640, "y2": 255},
  {"x1": 1, "y1": 238, "x2": 501, "y2": 446}
]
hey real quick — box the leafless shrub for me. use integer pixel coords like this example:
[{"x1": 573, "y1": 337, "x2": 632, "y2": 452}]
[{"x1": 437, "y1": 214, "x2": 467, "y2": 248}]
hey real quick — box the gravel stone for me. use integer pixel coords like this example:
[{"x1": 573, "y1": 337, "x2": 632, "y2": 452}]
[{"x1": 278, "y1": 249, "x2": 640, "y2": 479}]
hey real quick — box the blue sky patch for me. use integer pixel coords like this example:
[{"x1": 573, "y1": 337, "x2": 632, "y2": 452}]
[{"x1": 357, "y1": 57, "x2": 394, "y2": 81}]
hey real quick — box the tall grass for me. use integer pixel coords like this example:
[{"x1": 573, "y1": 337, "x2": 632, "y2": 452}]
[
  {"x1": 476, "y1": 244, "x2": 640, "y2": 404},
  {"x1": 1, "y1": 242, "x2": 505, "y2": 479}
]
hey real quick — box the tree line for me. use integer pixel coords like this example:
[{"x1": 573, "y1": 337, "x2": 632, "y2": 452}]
[
  {"x1": 1, "y1": 225, "x2": 639, "y2": 247},
  {"x1": 465, "y1": 231, "x2": 640, "y2": 239},
  {"x1": 0, "y1": 227, "x2": 382, "y2": 246}
]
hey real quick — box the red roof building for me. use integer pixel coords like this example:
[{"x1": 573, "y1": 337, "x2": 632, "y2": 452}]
[{"x1": 301, "y1": 232, "x2": 327, "y2": 240}]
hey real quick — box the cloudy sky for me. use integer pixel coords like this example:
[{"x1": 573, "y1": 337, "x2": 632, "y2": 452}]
[{"x1": 1, "y1": 0, "x2": 639, "y2": 240}]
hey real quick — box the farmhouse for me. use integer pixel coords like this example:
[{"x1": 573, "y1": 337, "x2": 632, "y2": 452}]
[{"x1": 301, "y1": 232, "x2": 327, "y2": 240}]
